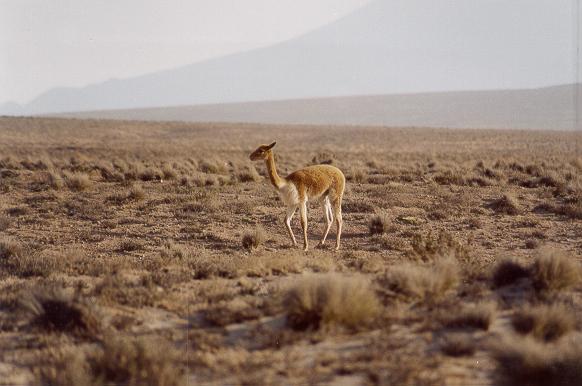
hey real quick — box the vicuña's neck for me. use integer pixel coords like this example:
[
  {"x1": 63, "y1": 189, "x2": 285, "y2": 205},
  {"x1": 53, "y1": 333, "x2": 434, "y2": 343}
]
[{"x1": 265, "y1": 151, "x2": 284, "y2": 189}]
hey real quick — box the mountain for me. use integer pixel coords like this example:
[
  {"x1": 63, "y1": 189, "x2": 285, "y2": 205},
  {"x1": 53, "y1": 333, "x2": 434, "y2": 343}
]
[
  {"x1": 55, "y1": 84, "x2": 580, "y2": 131},
  {"x1": 6, "y1": 0, "x2": 574, "y2": 115}
]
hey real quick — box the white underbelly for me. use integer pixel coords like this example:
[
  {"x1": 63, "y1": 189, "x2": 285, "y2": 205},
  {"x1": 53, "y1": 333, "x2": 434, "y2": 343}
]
[{"x1": 278, "y1": 184, "x2": 300, "y2": 206}]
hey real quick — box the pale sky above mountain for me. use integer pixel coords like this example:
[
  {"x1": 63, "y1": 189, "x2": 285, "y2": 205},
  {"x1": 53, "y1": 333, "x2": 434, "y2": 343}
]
[
  {"x1": 0, "y1": 0, "x2": 580, "y2": 107},
  {"x1": 0, "y1": 0, "x2": 371, "y2": 104}
]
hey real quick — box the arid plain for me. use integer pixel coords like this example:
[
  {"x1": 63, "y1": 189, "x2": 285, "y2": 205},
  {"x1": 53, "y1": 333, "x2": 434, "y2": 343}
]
[{"x1": 0, "y1": 117, "x2": 581, "y2": 385}]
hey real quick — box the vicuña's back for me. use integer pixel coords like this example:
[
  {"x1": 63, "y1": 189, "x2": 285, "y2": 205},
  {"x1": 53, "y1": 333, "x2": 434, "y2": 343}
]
[
  {"x1": 250, "y1": 142, "x2": 345, "y2": 251},
  {"x1": 286, "y1": 164, "x2": 345, "y2": 202}
]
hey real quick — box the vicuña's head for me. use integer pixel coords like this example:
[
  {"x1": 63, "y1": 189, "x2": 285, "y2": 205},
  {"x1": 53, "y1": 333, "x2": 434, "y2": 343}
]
[{"x1": 249, "y1": 142, "x2": 276, "y2": 161}]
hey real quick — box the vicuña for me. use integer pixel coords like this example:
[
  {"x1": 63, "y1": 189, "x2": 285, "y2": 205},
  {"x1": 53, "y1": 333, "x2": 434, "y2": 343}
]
[{"x1": 250, "y1": 142, "x2": 345, "y2": 251}]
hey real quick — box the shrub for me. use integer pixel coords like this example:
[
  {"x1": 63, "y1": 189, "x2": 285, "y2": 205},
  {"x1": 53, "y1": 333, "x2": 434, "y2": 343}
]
[
  {"x1": 0, "y1": 215, "x2": 11, "y2": 231},
  {"x1": 0, "y1": 238, "x2": 24, "y2": 259},
  {"x1": 444, "y1": 302, "x2": 496, "y2": 331},
  {"x1": 127, "y1": 184, "x2": 145, "y2": 201},
  {"x1": 488, "y1": 194, "x2": 520, "y2": 215},
  {"x1": 117, "y1": 239, "x2": 144, "y2": 253},
  {"x1": 511, "y1": 304, "x2": 576, "y2": 342},
  {"x1": 64, "y1": 172, "x2": 93, "y2": 191},
  {"x1": 237, "y1": 166, "x2": 261, "y2": 182},
  {"x1": 91, "y1": 336, "x2": 184, "y2": 386},
  {"x1": 369, "y1": 214, "x2": 391, "y2": 235},
  {"x1": 20, "y1": 286, "x2": 101, "y2": 339},
  {"x1": 284, "y1": 274, "x2": 380, "y2": 330},
  {"x1": 492, "y1": 335, "x2": 582, "y2": 386},
  {"x1": 440, "y1": 333, "x2": 476, "y2": 357},
  {"x1": 241, "y1": 227, "x2": 266, "y2": 251},
  {"x1": 379, "y1": 259, "x2": 459, "y2": 303},
  {"x1": 492, "y1": 257, "x2": 530, "y2": 288},
  {"x1": 531, "y1": 248, "x2": 580, "y2": 293},
  {"x1": 409, "y1": 231, "x2": 470, "y2": 264}
]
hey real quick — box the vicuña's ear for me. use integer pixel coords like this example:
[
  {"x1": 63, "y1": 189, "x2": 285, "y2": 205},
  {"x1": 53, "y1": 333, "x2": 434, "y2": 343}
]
[{"x1": 266, "y1": 142, "x2": 276, "y2": 150}]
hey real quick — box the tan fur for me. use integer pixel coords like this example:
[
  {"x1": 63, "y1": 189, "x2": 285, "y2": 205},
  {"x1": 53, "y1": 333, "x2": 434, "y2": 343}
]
[{"x1": 250, "y1": 142, "x2": 345, "y2": 251}]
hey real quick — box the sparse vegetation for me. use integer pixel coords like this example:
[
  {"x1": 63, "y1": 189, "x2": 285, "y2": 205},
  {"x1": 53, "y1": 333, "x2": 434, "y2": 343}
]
[
  {"x1": 1, "y1": 117, "x2": 581, "y2": 385},
  {"x1": 379, "y1": 259, "x2": 459, "y2": 303},
  {"x1": 492, "y1": 257, "x2": 530, "y2": 288},
  {"x1": 492, "y1": 335, "x2": 582, "y2": 386},
  {"x1": 241, "y1": 227, "x2": 266, "y2": 251},
  {"x1": 489, "y1": 193, "x2": 520, "y2": 215},
  {"x1": 283, "y1": 274, "x2": 380, "y2": 330},
  {"x1": 511, "y1": 303, "x2": 576, "y2": 342},
  {"x1": 531, "y1": 248, "x2": 580, "y2": 293},
  {"x1": 444, "y1": 302, "x2": 496, "y2": 330}
]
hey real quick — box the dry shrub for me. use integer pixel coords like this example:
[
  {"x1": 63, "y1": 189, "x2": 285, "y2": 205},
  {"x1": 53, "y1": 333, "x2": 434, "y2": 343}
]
[
  {"x1": 20, "y1": 286, "x2": 101, "y2": 339},
  {"x1": 492, "y1": 335, "x2": 582, "y2": 386},
  {"x1": 379, "y1": 259, "x2": 459, "y2": 303},
  {"x1": 33, "y1": 170, "x2": 64, "y2": 190},
  {"x1": 38, "y1": 336, "x2": 184, "y2": 386},
  {"x1": 0, "y1": 237, "x2": 24, "y2": 260},
  {"x1": 92, "y1": 336, "x2": 184, "y2": 386},
  {"x1": 492, "y1": 257, "x2": 530, "y2": 288},
  {"x1": 159, "y1": 241, "x2": 190, "y2": 261},
  {"x1": 117, "y1": 239, "x2": 144, "y2": 253},
  {"x1": 440, "y1": 333, "x2": 476, "y2": 357},
  {"x1": 161, "y1": 165, "x2": 177, "y2": 180},
  {"x1": 444, "y1": 302, "x2": 496, "y2": 331},
  {"x1": 369, "y1": 213, "x2": 391, "y2": 235},
  {"x1": 127, "y1": 184, "x2": 145, "y2": 201},
  {"x1": 203, "y1": 297, "x2": 265, "y2": 327},
  {"x1": 311, "y1": 152, "x2": 335, "y2": 165},
  {"x1": 284, "y1": 274, "x2": 380, "y2": 330},
  {"x1": 511, "y1": 303, "x2": 576, "y2": 342},
  {"x1": 531, "y1": 248, "x2": 580, "y2": 293},
  {"x1": 0, "y1": 215, "x2": 11, "y2": 231},
  {"x1": 6, "y1": 206, "x2": 29, "y2": 217},
  {"x1": 241, "y1": 227, "x2": 266, "y2": 251},
  {"x1": 350, "y1": 168, "x2": 368, "y2": 183},
  {"x1": 64, "y1": 172, "x2": 93, "y2": 191},
  {"x1": 488, "y1": 194, "x2": 520, "y2": 215},
  {"x1": 199, "y1": 159, "x2": 228, "y2": 174},
  {"x1": 94, "y1": 274, "x2": 158, "y2": 307},
  {"x1": 237, "y1": 166, "x2": 261, "y2": 182},
  {"x1": 409, "y1": 230, "x2": 471, "y2": 264}
]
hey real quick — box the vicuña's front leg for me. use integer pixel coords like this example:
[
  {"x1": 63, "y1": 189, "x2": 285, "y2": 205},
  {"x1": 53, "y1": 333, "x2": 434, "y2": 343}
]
[
  {"x1": 285, "y1": 206, "x2": 298, "y2": 247},
  {"x1": 299, "y1": 201, "x2": 308, "y2": 251}
]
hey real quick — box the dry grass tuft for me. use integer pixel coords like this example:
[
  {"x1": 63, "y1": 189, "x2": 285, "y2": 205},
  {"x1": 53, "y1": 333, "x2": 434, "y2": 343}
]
[
  {"x1": 444, "y1": 302, "x2": 496, "y2": 331},
  {"x1": 492, "y1": 257, "x2": 530, "y2": 288},
  {"x1": 37, "y1": 336, "x2": 184, "y2": 386},
  {"x1": 440, "y1": 333, "x2": 476, "y2": 357},
  {"x1": 379, "y1": 259, "x2": 459, "y2": 303},
  {"x1": 511, "y1": 303, "x2": 576, "y2": 342},
  {"x1": 91, "y1": 336, "x2": 184, "y2": 386},
  {"x1": 488, "y1": 194, "x2": 520, "y2": 215},
  {"x1": 369, "y1": 213, "x2": 391, "y2": 235},
  {"x1": 0, "y1": 215, "x2": 11, "y2": 231},
  {"x1": 0, "y1": 238, "x2": 24, "y2": 260},
  {"x1": 20, "y1": 286, "x2": 101, "y2": 339},
  {"x1": 283, "y1": 274, "x2": 380, "y2": 330},
  {"x1": 492, "y1": 335, "x2": 582, "y2": 386},
  {"x1": 241, "y1": 227, "x2": 266, "y2": 251},
  {"x1": 64, "y1": 172, "x2": 93, "y2": 191},
  {"x1": 531, "y1": 248, "x2": 580, "y2": 293},
  {"x1": 409, "y1": 230, "x2": 471, "y2": 264}
]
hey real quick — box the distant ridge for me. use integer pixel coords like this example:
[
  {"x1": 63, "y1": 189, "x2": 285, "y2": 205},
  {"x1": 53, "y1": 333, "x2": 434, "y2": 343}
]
[
  {"x1": 54, "y1": 84, "x2": 580, "y2": 131},
  {"x1": 1, "y1": 0, "x2": 573, "y2": 116}
]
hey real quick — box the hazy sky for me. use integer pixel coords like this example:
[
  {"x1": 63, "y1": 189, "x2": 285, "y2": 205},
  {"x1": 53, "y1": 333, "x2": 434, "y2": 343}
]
[
  {"x1": 0, "y1": 0, "x2": 370, "y2": 104},
  {"x1": 1, "y1": 0, "x2": 579, "y2": 107}
]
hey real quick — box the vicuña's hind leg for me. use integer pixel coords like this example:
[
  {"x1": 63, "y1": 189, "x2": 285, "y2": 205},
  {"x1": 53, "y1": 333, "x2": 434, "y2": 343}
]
[
  {"x1": 284, "y1": 205, "x2": 298, "y2": 247},
  {"x1": 299, "y1": 200, "x2": 308, "y2": 251},
  {"x1": 332, "y1": 197, "x2": 343, "y2": 251},
  {"x1": 320, "y1": 196, "x2": 333, "y2": 245}
]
